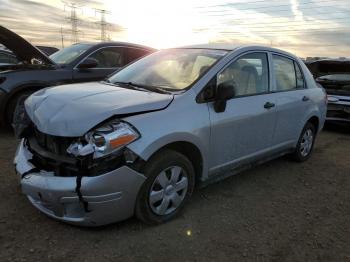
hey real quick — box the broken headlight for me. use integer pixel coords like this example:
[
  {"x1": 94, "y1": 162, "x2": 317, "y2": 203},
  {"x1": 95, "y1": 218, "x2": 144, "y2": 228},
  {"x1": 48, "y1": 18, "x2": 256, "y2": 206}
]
[{"x1": 67, "y1": 120, "x2": 140, "y2": 159}]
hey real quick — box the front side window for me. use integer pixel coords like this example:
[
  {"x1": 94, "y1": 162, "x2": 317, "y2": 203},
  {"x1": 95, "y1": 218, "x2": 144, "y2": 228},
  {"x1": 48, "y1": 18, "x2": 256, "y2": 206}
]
[
  {"x1": 88, "y1": 47, "x2": 124, "y2": 68},
  {"x1": 273, "y1": 55, "x2": 297, "y2": 91},
  {"x1": 217, "y1": 52, "x2": 269, "y2": 96},
  {"x1": 108, "y1": 48, "x2": 228, "y2": 90}
]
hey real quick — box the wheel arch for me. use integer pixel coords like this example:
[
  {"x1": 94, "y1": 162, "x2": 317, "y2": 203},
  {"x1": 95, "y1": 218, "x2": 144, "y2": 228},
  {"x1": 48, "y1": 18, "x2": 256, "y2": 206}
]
[
  {"x1": 306, "y1": 115, "x2": 320, "y2": 132},
  {"x1": 3, "y1": 83, "x2": 49, "y2": 124},
  {"x1": 155, "y1": 141, "x2": 204, "y2": 186},
  {"x1": 130, "y1": 136, "x2": 207, "y2": 186}
]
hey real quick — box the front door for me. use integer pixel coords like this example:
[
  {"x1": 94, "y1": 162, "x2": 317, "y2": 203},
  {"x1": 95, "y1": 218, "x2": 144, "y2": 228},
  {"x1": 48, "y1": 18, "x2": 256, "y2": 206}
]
[
  {"x1": 208, "y1": 52, "x2": 277, "y2": 174},
  {"x1": 73, "y1": 47, "x2": 124, "y2": 82}
]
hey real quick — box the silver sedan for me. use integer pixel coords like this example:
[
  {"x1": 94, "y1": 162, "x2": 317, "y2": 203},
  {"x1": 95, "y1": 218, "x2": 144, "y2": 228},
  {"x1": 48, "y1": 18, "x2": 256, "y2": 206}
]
[{"x1": 14, "y1": 45, "x2": 327, "y2": 226}]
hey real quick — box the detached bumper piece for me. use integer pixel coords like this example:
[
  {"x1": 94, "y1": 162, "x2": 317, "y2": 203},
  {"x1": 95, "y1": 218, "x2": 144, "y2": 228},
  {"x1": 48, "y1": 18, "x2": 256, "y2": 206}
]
[{"x1": 14, "y1": 139, "x2": 146, "y2": 226}]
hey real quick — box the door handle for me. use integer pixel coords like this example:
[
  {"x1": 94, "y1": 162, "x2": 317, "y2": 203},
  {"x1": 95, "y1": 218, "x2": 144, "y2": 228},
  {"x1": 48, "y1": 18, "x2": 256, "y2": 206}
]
[
  {"x1": 302, "y1": 96, "x2": 310, "y2": 101},
  {"x1": 264, "y1": 102, "x2": 275, "y2": 109}
]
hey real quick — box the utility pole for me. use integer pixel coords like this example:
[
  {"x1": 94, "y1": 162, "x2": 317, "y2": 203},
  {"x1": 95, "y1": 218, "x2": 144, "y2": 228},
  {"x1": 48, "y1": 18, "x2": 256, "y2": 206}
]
[
  {"x1": 95, "y1": 9, "x2": 111, "y2": 41},
  {"x1": 63, "y1": 1, "x2": 83, "y2": 43}
]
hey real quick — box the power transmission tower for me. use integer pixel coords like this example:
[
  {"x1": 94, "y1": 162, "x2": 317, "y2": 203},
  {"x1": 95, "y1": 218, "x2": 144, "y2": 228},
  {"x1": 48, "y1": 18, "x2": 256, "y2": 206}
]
[
  {"x1": 63, "y1": 1, "x2": 83, "y2": 43},
  {"x1": 95, "y1": 9, "x2": 111, "y2": 41},
  {"x1": 60, "y1": 27, "x2": 64, "y2": 48}
]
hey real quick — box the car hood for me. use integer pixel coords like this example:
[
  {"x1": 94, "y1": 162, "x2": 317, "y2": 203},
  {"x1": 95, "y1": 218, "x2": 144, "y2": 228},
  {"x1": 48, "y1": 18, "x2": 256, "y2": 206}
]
[
  {"x1": 307, "y1": 60, "x2": 350, "y2": 78},
  {"x1": 0, "y1": 26, "x2": 56, "y2": 66},
  {"x1": 25, "y1": 82, "x2": 174, "y2": 137}
]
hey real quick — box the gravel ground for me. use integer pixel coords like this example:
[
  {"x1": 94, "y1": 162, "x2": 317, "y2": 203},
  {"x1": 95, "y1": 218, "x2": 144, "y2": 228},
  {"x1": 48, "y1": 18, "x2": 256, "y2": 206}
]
[{"x1": 0, "y1": 125, "x2": 349, "y2": 262}]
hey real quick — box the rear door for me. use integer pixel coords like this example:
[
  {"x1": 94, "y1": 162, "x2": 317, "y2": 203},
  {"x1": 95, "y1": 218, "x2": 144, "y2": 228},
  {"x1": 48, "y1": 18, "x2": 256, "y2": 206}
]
[
  {"x1": 208, "y1": 52, "x2": 277, "y2": 174},
  {"x1": 73, "y1": 46, "x2": 125, "y2": 82},
  {"x1": 270, "y1": 54, "x2": 311, "y2": 148}
]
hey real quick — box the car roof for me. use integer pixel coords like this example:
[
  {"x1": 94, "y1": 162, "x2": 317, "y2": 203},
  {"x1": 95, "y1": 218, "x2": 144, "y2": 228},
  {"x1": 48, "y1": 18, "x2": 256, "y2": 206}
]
[
  {"x1": 72, "y1": 41, "x2": 156, "y2": 51},
  {"x1": 177, "y1": 44, "x2": 298, "y2": 59}
]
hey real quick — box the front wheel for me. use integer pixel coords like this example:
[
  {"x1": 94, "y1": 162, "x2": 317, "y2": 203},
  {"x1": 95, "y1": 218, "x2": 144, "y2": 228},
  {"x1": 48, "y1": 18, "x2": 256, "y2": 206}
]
[
  {"x1": 7, "y1": 91, "x2": 33, "y2": 128},
  {"x1": 135, "y1": 149, "x2": 195, "y2": 224},
  {"x1": 291, "y1": 122, "x2": 316, "y2": 162}
]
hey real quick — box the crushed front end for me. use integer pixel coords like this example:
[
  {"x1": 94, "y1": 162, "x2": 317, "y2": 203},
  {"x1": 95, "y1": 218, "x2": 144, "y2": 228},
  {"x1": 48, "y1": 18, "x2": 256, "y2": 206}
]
[{"x1": 14, "y1": 119, "x2": 146, "y2": 226}]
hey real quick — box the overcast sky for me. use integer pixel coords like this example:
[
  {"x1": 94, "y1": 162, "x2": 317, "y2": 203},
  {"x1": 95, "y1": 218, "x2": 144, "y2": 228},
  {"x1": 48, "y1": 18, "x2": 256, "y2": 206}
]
[{"x1": 0, "y1": 0, "x2": 349, "y2": 57}]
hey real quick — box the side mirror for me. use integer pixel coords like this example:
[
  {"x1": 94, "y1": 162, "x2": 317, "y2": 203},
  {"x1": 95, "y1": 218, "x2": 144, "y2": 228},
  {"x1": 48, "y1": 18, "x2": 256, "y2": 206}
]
[
  {"x1": 77, "y1": 58, "x2": 98, "y2": 69},
  {"x1": 214, "y1": 82, "x2": 235, "y2": 113}
]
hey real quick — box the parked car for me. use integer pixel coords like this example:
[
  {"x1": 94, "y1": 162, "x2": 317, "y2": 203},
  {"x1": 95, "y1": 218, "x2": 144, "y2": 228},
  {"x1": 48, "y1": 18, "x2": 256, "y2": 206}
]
[
  {"x1": 36, "y1": 46, "x2": 59, "y2": 56},
  {"x1": 14, "y1": 45, "x2": 327, "y2": 226},
  {"x1": 0, "y1": 45, "x2": 58, "y2": 65},
  {"x1": 0, "y1": 48, "x2": 18, "y2": 65},
  {"x1": 306, "y1": 59, "x2": 350, "y2": 123},
  {"x1": 0, "y1": 25, "x2": 155, "y2": 127}
]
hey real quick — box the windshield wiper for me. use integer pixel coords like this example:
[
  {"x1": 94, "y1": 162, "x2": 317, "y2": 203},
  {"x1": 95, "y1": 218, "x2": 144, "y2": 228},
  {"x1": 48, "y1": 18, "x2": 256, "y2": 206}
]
[{"x1": 113, "y1": 81, "x2": 172, "y2": 94}]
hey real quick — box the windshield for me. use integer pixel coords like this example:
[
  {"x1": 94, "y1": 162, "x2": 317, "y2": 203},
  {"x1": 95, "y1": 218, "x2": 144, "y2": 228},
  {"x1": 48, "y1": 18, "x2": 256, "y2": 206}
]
[
  {"x1": 318, "y1": 74, "x2": 350, "y2": 81},
  {"x1": 50, "y1": 43, "x2": 91, "y2": 64},
  {"x1": 108, "y1": 48, "x2": 228, "y2": 90}
]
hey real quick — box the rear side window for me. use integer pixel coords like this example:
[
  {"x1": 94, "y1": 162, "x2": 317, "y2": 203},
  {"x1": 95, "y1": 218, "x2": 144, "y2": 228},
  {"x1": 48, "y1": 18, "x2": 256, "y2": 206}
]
[{"x1": 273, "y1": 55, "x2": 297, "y2": 91}]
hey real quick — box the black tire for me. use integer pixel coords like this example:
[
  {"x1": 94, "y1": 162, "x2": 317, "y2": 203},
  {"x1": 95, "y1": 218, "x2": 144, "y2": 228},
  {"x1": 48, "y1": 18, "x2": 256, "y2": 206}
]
[
  {"x1": 291, "y1": 122, "x2": 316, "y2": 162},
  {"x1": 135, "y1": 149, "x2": 195, "y2": 224},
  {"x1": 6, "y1": 91, "x2": 33, "y2": 127}
]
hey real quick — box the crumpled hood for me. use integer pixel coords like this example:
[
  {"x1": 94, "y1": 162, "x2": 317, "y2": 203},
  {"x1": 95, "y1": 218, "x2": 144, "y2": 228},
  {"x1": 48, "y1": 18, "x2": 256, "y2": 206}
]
[{"x1": 25, "y1": 82, "x2": 174, "y2": 137}]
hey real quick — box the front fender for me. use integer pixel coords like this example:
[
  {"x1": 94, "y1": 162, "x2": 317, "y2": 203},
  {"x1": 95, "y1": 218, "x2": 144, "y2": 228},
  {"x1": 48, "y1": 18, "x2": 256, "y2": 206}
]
[{"x1": 124, "y1": 94, "x2": 211, "y2": 180}]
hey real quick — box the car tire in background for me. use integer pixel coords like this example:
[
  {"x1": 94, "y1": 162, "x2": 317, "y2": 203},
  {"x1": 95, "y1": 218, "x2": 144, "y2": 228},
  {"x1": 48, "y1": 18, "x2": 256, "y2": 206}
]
[
  {"x1": 291, "y1": 122, "x2": 316, "y2": 162},
  {"x1": 6, "y1": 91, "x2": 33, "y2": 128},
  {"x1": 135, "y1": 149, "x2": 195, "y2": 224}
]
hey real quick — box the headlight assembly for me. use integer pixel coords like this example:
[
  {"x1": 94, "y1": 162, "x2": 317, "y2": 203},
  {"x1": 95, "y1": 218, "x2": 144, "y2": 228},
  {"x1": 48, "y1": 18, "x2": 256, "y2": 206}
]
[{"x1": 67, "y1": 120, "x2": 140, "y2": 159}]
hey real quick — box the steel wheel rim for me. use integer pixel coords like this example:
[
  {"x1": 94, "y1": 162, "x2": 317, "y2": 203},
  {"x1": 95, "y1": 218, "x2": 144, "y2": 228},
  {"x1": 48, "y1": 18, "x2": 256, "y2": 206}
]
[
  {"x1": 149, "y1": 166, "x2": 188, "y2": 216},
  {"x1": 300, "y1": 129, "x2": 314, "y2": 157}
]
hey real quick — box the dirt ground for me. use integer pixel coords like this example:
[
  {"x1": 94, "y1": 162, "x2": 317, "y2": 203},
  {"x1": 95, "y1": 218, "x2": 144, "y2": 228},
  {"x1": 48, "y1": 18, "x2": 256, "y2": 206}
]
[{"x1": 0, "y1": 125, "x2": 349, "y2": 262}]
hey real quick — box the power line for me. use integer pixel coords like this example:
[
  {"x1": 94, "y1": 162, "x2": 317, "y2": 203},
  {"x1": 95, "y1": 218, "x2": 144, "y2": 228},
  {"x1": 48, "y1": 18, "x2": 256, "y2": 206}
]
[
  {"x1": 193, "y1": 18, "x2": 350, "y2": 33},
  {"x1": 196, "y1": 0, "x2": 350, "y2": 19},
  {"x1": 196, "y1": 0, "x2": 348, "y2": 10},
  {"x1": 224, "y1": 15, "x2": 350, "y2": 26}
]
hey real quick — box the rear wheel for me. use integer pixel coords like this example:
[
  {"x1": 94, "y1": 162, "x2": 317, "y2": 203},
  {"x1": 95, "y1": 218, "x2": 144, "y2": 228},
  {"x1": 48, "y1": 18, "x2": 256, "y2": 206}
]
[
  {"x1": 135, "y1": 149, "x2": 195, "y2": 224},
  {"x1": 291, "y1": 122, "x2": 316, "y2": 162}
]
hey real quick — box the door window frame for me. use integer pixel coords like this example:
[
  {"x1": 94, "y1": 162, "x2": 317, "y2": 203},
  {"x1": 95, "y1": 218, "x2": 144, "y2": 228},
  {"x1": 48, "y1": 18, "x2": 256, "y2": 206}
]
[
  {"x1": 197, "y1": 50, "x2": 271, "y2": 103},
  {"x1": 74, "y1": 46, "x2": 125, "y2": 70},
  {"x1": 269, "y1": 52, "x2": 307, "y2": 93}
]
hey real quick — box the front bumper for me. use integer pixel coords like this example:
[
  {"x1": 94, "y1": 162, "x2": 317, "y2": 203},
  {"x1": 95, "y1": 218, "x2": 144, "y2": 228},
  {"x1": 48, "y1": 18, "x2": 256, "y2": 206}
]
[
  {"x1": 14, "y1": 139, "x2": 146, "y2": 226},
  {"x1": 327, "y1": 95, "x2": 350, "y2": 123}
]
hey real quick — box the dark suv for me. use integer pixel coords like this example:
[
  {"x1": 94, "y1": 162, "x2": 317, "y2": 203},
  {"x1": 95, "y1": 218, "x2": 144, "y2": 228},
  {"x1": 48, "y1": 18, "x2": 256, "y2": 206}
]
[{"x1": 0, "y1": 26, "x2": 155, "y2": 127}]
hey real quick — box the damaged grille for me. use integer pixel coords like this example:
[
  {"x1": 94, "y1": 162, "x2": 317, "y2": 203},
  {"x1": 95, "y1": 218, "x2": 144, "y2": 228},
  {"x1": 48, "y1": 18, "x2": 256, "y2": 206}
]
[
  {"x1": 27, "y1": 128, "x2": 125, "y2": 177},
  {"x1": 34, "y1": 128, "x2": 75, "y2": 156}
]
